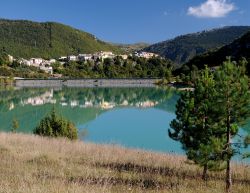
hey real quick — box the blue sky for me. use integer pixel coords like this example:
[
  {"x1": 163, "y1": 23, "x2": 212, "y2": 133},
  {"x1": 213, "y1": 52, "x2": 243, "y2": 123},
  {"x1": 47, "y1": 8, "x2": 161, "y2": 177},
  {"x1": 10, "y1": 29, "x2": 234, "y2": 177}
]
[{"x1": 0, "y1": 0, "x2": 249, "y2": 43}]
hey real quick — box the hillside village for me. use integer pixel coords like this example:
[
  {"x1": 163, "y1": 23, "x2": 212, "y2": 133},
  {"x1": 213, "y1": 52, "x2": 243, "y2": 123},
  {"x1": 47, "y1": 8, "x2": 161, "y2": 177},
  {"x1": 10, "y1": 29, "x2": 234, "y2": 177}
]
[{"x1": 6, "y1": 51, "x2": 159, "y2": 76}]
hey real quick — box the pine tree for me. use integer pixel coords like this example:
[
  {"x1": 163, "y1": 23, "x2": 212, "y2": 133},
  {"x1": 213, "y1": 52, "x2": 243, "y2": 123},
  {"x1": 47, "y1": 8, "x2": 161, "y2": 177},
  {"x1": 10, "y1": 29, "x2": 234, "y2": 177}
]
[
  {"x1": 169, "y1": 67, "x2": 224, "y2": 180},
  {"x1": 213, "y1": 58, "x2": 250, "y2": 192},
  {"x1": 34, "y1": 108, "x2": 78, "y2": 140},
  {"x1": 169, "y1": 58, "x2": 250, "y2": 192}
]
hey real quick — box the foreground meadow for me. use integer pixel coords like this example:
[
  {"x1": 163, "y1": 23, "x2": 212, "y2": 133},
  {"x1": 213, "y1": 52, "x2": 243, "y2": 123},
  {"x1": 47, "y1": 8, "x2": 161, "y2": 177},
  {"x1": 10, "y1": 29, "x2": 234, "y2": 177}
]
[{"x1": 0, "y1": 133, "x2": 249, "y2": 193}]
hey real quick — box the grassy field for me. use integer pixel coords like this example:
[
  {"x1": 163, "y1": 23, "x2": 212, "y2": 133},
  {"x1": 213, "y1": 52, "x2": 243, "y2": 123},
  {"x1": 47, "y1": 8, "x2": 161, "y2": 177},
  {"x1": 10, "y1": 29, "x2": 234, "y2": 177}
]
[{"x1": 0, "y1": 133, "x2": 249, "y2": 193}]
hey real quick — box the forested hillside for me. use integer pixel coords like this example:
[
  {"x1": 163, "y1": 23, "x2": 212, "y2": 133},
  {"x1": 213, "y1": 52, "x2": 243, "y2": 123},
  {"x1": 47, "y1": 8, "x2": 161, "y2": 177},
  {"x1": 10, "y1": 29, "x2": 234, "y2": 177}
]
[
  {"x1": 183, "y1": 31, "x2": 250, "y2": 75},
  {"x1": 0, "y1": 19, "x2": 121, "y2": 59},
  {"x1": 143, "y1": 26, "x2": 250, "y2": 65}
]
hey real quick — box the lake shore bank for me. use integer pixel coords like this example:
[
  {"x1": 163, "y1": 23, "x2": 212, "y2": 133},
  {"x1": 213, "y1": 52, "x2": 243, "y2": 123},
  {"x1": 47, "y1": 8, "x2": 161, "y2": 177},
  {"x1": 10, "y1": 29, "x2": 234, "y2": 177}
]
[
  {"x1": 15, "y1": 79, "x2": 160, "y2": 88},
  {"x1": 14, "y1": 79, "x2": 194, "y2": 91},
  {"x1": 0, "y1": 132, "x2": 249, "y2": 193}
]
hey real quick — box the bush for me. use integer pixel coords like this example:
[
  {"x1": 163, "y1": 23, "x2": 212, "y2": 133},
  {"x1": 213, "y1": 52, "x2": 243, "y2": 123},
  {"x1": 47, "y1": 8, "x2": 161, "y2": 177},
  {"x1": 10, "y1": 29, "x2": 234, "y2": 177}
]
[{"x1": 34, "y1": 108, "x2": 78, "y2": 140}]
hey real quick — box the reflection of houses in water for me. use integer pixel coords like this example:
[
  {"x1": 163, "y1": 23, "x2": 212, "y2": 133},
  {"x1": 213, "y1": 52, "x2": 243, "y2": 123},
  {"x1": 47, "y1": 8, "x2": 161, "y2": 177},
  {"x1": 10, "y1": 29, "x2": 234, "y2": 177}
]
[
  {"x1": 22, "y1": 90, "x2": 56, "y2": 106},
  {"x1": 80, "y1": 101, "x2": 94, "y2": 108},
  {"x1": 121, "y1": 100, "x2": 129, "y2": 106},
  {"x1": 19, "y1": 89, "x2": 159, "y2": 109},
  {"x1": 100, "y1": 99, "x2": 115, "y2": 109},
  {"x1": 9, "y1": 102, "x2": 15, "y2": 111},
  {"x1": 135, "y1": 101, "x2": 158, "y2": 108},
  {"x1": 60, "y1": 102, "x2": 68, "y2": 106},
  {"x1": 70, "y1": 100, "x2": 79, "y2": 107},
  {"x1": 59, "y1": 99, "x2": 157, "y2": 109}
]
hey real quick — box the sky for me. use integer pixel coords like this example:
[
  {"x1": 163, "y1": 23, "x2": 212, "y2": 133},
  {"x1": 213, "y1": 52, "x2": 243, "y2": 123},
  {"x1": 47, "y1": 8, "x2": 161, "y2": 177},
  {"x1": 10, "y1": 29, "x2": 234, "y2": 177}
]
[{"x1": 0, "y1": 0, "x2": 249, "y2": 44}]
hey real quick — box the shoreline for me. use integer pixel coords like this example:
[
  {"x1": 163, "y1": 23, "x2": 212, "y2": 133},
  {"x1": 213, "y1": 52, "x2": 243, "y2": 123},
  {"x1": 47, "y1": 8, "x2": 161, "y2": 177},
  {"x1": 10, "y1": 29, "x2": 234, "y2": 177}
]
[
  {"x1": 15, "y1": 78, "x2": 160, "y2": 88},
  {"x1": 13, "y1": 78, "x2": 193, "y2": 90}
]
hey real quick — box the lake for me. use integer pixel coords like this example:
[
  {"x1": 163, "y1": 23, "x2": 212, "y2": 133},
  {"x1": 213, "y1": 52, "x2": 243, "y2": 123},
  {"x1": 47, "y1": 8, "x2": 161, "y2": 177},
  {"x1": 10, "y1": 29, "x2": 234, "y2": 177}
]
[{"x1": 0, "y1": 86, "x2": 249, "y2": 162}]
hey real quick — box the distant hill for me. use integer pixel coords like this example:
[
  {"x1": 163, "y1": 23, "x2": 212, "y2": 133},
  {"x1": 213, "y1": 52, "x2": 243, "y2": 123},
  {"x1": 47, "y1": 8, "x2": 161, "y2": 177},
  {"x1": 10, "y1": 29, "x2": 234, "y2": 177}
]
[
  {"x1": 114, "y1": 42, "x2": 150, "y2": 53},
  {"x1": 183, "y1": 31, "x2": 250, "y2": 75},
  {"x1": 0, "y1": 19, "x2": 121, "y2": 59},
  {"x1": 143, "y1": 26, "x2": 250, "y2": 65}
]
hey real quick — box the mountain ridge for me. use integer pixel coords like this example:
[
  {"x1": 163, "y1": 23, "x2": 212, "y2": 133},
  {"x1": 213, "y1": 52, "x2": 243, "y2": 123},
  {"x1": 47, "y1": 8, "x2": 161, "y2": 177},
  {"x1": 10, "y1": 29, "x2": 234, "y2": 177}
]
[
  {"x1": 183, "y1": 31, "x2": 250, "y2": 75},
  {"x1": 143, "y1": 26, "x2": 250, "y2": 65}
]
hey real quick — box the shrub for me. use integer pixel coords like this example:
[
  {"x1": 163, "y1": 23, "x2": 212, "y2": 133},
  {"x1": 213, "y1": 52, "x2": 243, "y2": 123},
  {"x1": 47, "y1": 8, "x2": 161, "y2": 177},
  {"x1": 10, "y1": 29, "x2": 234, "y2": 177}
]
[{"x1": 34, "y1": 108, "x2": 78, "y2": 140}]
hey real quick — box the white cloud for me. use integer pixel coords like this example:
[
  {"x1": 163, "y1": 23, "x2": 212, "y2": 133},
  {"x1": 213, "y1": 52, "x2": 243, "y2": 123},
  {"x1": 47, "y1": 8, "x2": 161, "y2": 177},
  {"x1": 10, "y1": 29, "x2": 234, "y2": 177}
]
[{"x1": 188, "y1": 0, "x2": 235, "y2": 18}]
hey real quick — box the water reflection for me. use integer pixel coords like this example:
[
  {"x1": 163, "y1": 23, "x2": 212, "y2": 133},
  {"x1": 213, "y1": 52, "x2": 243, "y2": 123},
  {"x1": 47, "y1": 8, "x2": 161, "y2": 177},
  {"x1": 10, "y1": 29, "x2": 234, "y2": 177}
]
[
  {"x1": 0, "y1": 87, "x2": 177, "y2": 132},
  {"x1": 1, "y1": 87, "x2": 176, "y2": 111}
]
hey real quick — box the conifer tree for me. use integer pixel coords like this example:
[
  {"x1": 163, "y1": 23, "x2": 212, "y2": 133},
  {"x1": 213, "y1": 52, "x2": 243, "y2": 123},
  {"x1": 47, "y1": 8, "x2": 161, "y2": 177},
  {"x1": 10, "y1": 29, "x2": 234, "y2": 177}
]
[
  {"x1": 169, "y1": 67, "x2": 224, "y2": 180},
  {"x1": 213, "y1": 59, "x2": 250, "y2": 192},
  {"x1": 34, "y1": 108, "x2": 78, "y2": 140}
]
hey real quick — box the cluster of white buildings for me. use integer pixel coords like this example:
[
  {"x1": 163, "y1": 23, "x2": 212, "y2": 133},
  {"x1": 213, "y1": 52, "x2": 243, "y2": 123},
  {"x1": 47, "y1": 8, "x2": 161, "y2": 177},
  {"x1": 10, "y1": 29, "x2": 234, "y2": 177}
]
[
  {"x1": 7, "y1": 51, "x2": 159, "y2": 75},
  {"x1": 60, "y1": 51, "x2": 158, "y2": 63},
  {"x1": 135, "y1": 52, "x2": 159, "y2": 59},
  {"x1": 60, "y1": 51, "x2": 128, "y2": 63},
  {"x1": 18, "y1": 58, "x2": 55, "y2": 74}
]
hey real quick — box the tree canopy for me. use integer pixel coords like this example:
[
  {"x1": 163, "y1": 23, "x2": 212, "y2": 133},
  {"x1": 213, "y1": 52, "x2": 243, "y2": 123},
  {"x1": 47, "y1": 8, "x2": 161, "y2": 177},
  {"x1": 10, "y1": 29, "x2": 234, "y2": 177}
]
[
  {"x1": 34, "y1": 108, "x2": 78, "y2": 140},
  {"x1": 169, "y1": 59, "x2": 250, "y2": 192}
]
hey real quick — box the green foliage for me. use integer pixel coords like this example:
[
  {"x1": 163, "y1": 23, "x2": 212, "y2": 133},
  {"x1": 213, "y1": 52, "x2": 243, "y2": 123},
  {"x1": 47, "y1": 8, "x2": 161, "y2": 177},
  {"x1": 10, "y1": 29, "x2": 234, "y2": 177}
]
[
  {"x1": 169, "y1": 67, "x2": 225, "y2": 178},
  {"x1": 34, "y1": 108, "x2": 78, "y2": 140},
  {"x1": 60, "y1": 56, "x2": 173, "y2": 78},
  {"x1": 144, "y1": 26, "x2": 250, "y2": 65},
  {"x1": 243, "y1": 135, "x2": 250, "y2": 158},
  {"x1": 212, "y1": 59, "x2": 250, "y2": 192},
  {"x1": 115, "y1": 42, "x2": 149, "y2": 53},
  {"x1": 214, "y1": 59, "x2": 250, "y2": 159},
  {"x1": 11, "y1": 119, "x2": 19, "y2": 133},
  {"x1": 244, "y1": 135, "x2": 250, "y2": 147},
  {"x1": 0, "y1": 65, "x2": 49, "y2": 78},
  {"x1": 0, "y1": 19, "x2": 121, "y2": 59},
  {"x1": 0, "y1": 52, "x2": 10, "y2": 66},
  {"x1": 0, "y1": 77, "x2": 14, "y2": 85},
  {"x1": 170, "y1": 59, "x2": 250, "y2": 185}
]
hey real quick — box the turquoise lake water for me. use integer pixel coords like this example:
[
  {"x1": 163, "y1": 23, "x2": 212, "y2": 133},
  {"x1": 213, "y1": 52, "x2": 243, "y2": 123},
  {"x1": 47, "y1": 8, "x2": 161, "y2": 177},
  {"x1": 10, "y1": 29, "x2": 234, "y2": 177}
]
[{"x1": 0, "y1": 87, "x2": 249, "y2": 162}]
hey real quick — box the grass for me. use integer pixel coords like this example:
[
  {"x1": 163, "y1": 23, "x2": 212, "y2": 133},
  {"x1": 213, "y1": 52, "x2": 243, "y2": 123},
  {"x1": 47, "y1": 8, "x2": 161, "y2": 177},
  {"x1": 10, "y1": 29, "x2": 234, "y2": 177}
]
[{"x1": 0, "y1": 132, "x2": 249, "y2": 193}]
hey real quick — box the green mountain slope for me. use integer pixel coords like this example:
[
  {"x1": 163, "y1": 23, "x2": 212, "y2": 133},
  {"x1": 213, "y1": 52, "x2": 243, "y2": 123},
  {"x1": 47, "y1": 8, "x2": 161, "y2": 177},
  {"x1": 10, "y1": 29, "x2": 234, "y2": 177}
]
[
  {"x1": 114, "y1": 42, "x2": 150, "y2": 53},
  {"x1": 184, "y1": 31, "x2": 250, "y2": 74},
  {"x1": 0, "y1": 19, "x2": 121, "y2": 59},
  {"x1": 143, "y1": 26, "x2": 250, "y2": 65}
]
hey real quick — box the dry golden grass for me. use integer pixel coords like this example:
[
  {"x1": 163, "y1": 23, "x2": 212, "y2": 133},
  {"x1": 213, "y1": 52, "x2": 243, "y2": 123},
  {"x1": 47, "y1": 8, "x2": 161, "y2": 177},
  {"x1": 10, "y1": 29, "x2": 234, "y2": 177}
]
[{"x1": 0, "y1": 132, "x2": 249, "y2": 193}]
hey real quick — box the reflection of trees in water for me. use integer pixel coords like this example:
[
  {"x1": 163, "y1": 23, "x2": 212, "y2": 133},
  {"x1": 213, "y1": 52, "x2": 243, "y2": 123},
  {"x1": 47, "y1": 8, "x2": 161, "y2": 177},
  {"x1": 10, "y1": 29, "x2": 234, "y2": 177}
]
[
  {"x1": 0, "y1": 87, "x2": 177, "y2": 132},
  {"x1": 0, "y1": 87, "x2": 249, "y2": 134},
  {"x1": 0, "y1": 88, "x2": 49, "y2": 112},
  {"x1": 56, "y1": 87, "x2": 176, "y2": 108},
  {"x1": 0, "y1": 87, "x2": 177, "y2": 111}
]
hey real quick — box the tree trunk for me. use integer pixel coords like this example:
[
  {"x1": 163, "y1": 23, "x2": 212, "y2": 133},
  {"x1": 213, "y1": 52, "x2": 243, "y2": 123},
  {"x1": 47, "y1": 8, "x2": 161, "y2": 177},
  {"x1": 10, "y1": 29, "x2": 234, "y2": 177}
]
[
  {"x1": 226, "y1": 114, "x2": 232, "y2": 193},
  {"x1": 202, "y1": 164, "x2": 208, "y2": 181},
  {"x1": 226, "y1": 159, "x2": 232, "y2": 193}
]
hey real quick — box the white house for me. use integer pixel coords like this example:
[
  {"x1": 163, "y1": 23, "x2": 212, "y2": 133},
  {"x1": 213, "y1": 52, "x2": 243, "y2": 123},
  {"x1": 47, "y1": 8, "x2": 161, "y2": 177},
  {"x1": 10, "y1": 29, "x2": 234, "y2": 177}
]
[
  {"x1": 49, "y1": 59, "x2": 56, "y2": 63},
  {"x1": 135, "y1": 52, "x2": 159, "y2": 59},
  {"x1": 40, "y1": 66, "x2": 53, "y2": 74},
  {"x1": 19, "y1": 59, "x2": 31, "y2": 66},
  {"x1": 7, "y1": 55, "x2": 14, "y2": 63},
  {"x1": 67, "y1": 55, "x2": 78, "y2": 61},
  {"x1": 119, "y1": 55, "x2": 128, "y2": 60},
  {"x1": 59, "y1": 56, "x2": 67, "y2": 61},
  {"x1": 30, "y1": 58, "x2": 43, "y2": 66}
]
